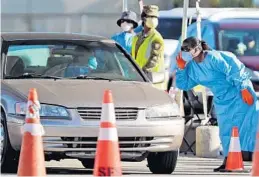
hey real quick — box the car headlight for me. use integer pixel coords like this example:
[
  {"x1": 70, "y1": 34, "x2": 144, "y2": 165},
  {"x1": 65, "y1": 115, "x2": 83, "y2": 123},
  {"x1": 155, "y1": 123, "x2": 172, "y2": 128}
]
[
  {"x1": 15, "y1": 102, "x2": 69, "y2": 117},
  {"x1": 145, "y1": 104, "x2": 180, "y2": 120}
]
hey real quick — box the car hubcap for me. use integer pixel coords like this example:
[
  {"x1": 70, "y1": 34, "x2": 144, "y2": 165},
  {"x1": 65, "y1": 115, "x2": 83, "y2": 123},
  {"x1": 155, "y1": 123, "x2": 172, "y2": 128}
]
[{"x1": 0, "y1": 120, "x2": 5, "y2": 162}]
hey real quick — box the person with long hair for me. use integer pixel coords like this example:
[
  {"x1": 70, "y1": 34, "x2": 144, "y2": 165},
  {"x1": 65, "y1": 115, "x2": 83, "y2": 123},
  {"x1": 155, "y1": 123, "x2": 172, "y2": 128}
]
[{"x1": 175, "y1": 36, "x2": 259, "y2": 172}]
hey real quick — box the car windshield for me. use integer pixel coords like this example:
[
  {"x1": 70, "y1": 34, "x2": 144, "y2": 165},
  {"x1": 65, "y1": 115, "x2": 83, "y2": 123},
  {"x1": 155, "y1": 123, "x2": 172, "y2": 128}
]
[
  {"x1": 157, "y1": 18, "x2": 197, "y2": 40},
  {"x1": 218, "y1": 29, "x2": 259, "y2": 56},
  {"x1": 5, "y1": 41, "x2": 144, "y2": 81}
]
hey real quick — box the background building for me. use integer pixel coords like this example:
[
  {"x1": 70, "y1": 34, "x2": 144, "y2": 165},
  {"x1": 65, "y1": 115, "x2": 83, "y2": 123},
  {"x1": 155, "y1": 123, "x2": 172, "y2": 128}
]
[{"x1": 1, "y1": 0, "x2": 257, "y2": 37}]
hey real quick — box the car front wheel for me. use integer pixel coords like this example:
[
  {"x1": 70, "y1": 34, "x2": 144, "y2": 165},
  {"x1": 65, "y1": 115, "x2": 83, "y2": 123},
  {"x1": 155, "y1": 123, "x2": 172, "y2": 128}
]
[
  {"x1": 80, "y1": 159, "x2": 95, "y2": 169},
  {"x1": 1, "y1": 111, "x2": 19, "y2": 173},
  {"x1": 147, "y1": 150, "x2": 178, "y2": 174}
]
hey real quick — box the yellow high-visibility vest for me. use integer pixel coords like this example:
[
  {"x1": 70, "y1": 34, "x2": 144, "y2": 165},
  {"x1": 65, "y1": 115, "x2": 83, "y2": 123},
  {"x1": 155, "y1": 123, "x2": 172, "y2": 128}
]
[{"x1": 132, "y1": 30, "x2": 166, "y2": 90}]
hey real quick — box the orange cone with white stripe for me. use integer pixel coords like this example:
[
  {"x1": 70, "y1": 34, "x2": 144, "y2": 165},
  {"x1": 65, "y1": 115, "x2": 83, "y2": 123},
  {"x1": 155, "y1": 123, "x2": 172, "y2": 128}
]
[
  {"x1": 17, "y1": 88, "x2": 46, "y2": 176},
  {"x1": 252, "y1": 124, "x2": 259, "y2": 176},
  {"x1": 220, "y1": 126, "x2": 249, "y2": 172},
  {"x1": 93, "y1": 90, "x2": 122, "y2": 176}
]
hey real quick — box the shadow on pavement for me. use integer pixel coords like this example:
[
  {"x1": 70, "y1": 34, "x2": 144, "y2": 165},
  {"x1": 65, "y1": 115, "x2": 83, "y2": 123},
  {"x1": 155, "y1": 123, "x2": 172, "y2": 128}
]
[
  {"x1": 46, "y1": 167, "x2": 148, "y2": 175},
  {"x1": 1, "y1": 167, "x2": 148, "y2": 175},
  {"x1": 47, "y1": 167, "x2": 92, "y2": 174}
]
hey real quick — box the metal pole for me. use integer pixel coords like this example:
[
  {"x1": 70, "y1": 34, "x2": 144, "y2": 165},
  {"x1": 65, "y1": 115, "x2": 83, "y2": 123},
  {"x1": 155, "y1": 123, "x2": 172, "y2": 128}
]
[
  {"x1": 196, "y1": 0, "x2": 202, "y2": 40},
  {"x1": 81, "y1": 14, "x2": 87, "y2": 34},
  {"x1": 181, "y1": 0, "x2": 189, "y2": 43},
  {"x1": 65, "y1": 17, "x2": 71, "y2": 33},
  {"x1": 196, "y1": 0, "x2": 208, "y2": 122},
  {"x1": 138, "y1": 0, "x2": 144, "y2": 13},
  {"x1": 122, "y1": 0, "x2": 128, "y2": 12},
  {"x1": 26, "y1": 0, "x2": 33, "y2": 32},
  {"x1": 178, "y1": 0, "x2": 189, "y2": 117}
]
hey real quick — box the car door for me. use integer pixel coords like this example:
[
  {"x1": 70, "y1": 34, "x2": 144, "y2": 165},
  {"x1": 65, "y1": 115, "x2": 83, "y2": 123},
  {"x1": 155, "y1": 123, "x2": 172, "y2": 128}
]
[{"x1": 1, "y1": 37, "x2": 3, "y2": 78}]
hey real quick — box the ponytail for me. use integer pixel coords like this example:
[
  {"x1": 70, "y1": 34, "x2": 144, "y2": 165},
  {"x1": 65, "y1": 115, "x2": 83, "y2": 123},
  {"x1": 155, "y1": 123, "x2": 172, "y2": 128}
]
[{"x1": 201, "y1": 40, "x2": 211, "y2": 50}]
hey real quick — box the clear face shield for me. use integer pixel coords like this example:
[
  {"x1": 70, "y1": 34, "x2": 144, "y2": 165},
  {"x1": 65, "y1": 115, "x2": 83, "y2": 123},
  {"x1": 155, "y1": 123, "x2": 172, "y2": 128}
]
[{"x1": 181, "y1": 43, "x2": 202, "y2": 58}]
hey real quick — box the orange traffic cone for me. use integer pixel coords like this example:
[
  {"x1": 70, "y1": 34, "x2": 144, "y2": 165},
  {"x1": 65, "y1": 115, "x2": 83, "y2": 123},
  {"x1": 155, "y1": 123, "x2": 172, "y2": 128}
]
[
  {"x1": 220, "y1": 127, "x2": 249, "y2": 173},
  {"x1": 93, "y1": 90, "x2": 122, "y2": 176},
  {"x1": 252, "y1": 124, "x2": 259, "y2": 176},
  {"x1": 17, "y1": 88, "x2": 46, "y2": 176}
]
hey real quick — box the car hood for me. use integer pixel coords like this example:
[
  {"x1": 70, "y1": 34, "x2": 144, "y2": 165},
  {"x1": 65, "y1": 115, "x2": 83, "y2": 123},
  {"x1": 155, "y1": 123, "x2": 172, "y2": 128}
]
[{"x1": 3, "y1": 80, "x2": 171, "y2": 108}]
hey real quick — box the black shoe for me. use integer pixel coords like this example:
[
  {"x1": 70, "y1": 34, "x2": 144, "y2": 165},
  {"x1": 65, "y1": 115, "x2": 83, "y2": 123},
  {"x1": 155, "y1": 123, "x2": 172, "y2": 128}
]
[
  {"x1": 213, "y1": 164, "x2": 226, "y2": 172},
  {"x1": 213, "y1": 157, "x2": 227, "y2": 172},
  {"x1": 242, "y1": 151, "x2": 253, "y2": 161}
]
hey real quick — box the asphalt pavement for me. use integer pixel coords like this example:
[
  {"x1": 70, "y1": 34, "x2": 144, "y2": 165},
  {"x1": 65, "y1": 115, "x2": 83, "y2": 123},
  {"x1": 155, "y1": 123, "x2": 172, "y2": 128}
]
[{"x1": 1, "y1": 154, "x2": 253, "y2": 177}]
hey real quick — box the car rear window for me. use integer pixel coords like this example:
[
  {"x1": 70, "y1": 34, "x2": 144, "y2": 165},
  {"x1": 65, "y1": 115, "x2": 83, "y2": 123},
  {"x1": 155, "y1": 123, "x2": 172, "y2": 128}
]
[
  {"x1": 5, "y1": 41, "x2": 144, "y2": 81},
  {"x1": 218, "y1": 29, "x2": 259, "y2": 57},
  {"x1": 157, "y1": 18, "x2": 197, "y2": 40}
]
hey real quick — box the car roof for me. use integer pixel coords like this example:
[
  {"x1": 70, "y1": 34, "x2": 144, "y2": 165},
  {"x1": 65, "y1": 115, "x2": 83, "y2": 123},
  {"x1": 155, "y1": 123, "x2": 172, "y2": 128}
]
[
  {"x1": 215, "y1": 18, "x2": 259, "y2": 29},
  {"x1": 1, "y1": 32, "x2": 108, "y2": 42},
  {"x1": 158, "y1": 8, "x2": 240, "y2": 19},
  {"x1": 208, "y1": 8, "x2": 259, "y2": 22},
  {"x1": 218, "y1": 18, "x2": 259, "y2": 24}
]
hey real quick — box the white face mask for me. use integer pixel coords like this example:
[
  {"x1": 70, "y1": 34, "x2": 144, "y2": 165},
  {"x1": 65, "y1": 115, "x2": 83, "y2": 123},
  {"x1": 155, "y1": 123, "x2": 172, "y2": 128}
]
[
  {"x1": 182, "y1": 51, "x2": 193, "y2": 62},
  {"x1": 121, "y1": 22, "x2": 133, "y2": 32},
  {"x1": 145, "y1": 17, "x2": 158, "y2": 29}
]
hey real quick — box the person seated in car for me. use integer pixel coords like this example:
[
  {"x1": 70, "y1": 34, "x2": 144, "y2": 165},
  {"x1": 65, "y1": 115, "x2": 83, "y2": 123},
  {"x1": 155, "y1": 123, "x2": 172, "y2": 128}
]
[
  {"x1": 227, "y1": 38, "x2": 241, "y2": 55},
  {"x1": 64, "y1": 56, "x2": 98, "y2": 77},
  {"x1": 244, "y1": 36, "x2": 257, "y2": 56}
]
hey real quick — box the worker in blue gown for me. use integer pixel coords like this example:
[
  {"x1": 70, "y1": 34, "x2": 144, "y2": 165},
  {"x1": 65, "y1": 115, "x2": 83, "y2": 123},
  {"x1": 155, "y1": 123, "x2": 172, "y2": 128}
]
[
  {"x1": 111, "y1": 10, "x2": 138, "y2": 54},
  {"x1": 175, "y1": 36, "x2": 259, "y2": 172}
]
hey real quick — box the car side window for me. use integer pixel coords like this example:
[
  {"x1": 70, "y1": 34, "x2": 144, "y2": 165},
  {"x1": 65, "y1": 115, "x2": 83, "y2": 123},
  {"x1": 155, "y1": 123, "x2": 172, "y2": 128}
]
[{"x1": 114, "y1": 52, "x2": 141, "y2": 80}]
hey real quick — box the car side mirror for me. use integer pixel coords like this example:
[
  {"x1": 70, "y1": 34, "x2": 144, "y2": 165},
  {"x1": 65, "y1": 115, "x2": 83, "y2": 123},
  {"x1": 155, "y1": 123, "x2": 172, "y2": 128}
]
[{"x1": 146, "y1": 72, "x2": 165, "y2": 84}]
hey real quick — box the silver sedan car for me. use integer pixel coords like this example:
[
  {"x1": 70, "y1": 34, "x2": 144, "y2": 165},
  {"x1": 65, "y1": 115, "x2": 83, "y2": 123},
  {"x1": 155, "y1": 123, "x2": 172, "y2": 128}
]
[{"x1": 0, "y1": 32, "x2": 184, "y2": 174}]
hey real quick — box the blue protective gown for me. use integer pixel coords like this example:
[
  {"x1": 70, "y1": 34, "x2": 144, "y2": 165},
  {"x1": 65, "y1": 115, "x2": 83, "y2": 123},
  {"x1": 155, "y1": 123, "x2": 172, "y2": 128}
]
[
  {"x1": 111, "y1": 32, "x2": 135, "y2": 54},
  {"x1": 134, "y1": 25, "x2": 143, "y2": 33},
  {"x1": 64, "y1": 56, "x2": 97, "y2": 77},
  {"x1": 176, "y1": 50, "x2": 259, "y2": 157},
  {"x1": 64, "y1": 65, "x2": 90, "y2": 77}
]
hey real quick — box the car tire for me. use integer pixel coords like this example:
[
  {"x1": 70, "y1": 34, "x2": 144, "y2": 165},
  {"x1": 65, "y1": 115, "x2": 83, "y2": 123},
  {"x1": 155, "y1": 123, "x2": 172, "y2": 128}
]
[
  {"x1": 80, "y1": 159, "x2": 95, "y2": 169},
  {"x1": 1, "y1": 111, "x2": 19, "y2": 173},
  {"x1": 147, "y1": 150, "x2": 178, "y2": 174}
]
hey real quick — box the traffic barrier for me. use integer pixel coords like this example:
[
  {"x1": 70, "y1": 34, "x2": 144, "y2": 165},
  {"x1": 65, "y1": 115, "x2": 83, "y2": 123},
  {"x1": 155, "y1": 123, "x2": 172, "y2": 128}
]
[
  {"x1": 251, "y1": 123, "x2": 259, "y2": 176},
  {"x1": 93, "y1": 90, "x2": 122, "y2": 176},
  {"x1": 17, "y1": 88, "x2": 46, "y2": 176},
  {"x1": 220, "y1": 127, "x2": 249, "y2": 173}
]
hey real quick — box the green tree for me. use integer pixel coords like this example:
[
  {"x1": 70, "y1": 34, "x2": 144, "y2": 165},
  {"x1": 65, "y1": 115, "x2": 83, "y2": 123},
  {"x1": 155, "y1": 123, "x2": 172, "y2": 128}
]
[
  {"x1": 209, "y1": 0, "x2": 220, "y2": 7},
  {"x1": 243, "y1": 0, "x2": 254, "y2": 7}
]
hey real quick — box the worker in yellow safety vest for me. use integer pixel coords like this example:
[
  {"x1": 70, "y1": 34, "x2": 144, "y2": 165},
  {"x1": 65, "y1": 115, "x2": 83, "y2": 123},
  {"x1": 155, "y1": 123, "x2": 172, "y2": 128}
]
[{"x1": 131, "y1": 5, "x2": 166, "y2": 90}]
